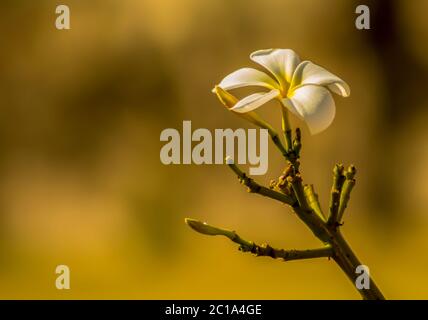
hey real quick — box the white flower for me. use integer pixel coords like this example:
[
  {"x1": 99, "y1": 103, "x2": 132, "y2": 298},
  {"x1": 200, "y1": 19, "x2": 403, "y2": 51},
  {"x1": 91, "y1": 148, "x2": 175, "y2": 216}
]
[{"x1": 215, "y1": 49, "x2": 350, "y2": 134}]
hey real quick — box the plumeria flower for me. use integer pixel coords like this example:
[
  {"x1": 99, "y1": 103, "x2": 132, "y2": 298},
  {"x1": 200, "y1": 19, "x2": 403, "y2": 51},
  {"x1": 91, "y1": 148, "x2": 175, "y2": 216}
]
[{"x1": 214, "y1": 49, "x2": 350, "y2": 134}]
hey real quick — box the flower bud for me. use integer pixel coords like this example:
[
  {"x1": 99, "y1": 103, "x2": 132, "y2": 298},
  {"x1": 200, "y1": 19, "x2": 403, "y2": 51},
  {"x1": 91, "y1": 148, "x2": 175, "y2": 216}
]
[
  {"x1": 185, "y1": 218, "x2": 225, "y2": 236},
  {"x1": 213, "y1": 85, "x2": 238, "y2": 109},
  {"x1": 212, "y1": 85, "x2": 275, "y2": 133}
]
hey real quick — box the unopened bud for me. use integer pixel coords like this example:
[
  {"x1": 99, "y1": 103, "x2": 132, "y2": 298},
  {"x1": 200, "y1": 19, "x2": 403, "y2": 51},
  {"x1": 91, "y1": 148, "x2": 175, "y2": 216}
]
[
  {"x1": 185, "y1": 218, "x2": 224, "y2": 236},
  {"x1": 212, "y1": 85, "x2": 275, "y2": 133},
  {"x1": 213, "y1": 85, "x2": 238, "y2": 109}
]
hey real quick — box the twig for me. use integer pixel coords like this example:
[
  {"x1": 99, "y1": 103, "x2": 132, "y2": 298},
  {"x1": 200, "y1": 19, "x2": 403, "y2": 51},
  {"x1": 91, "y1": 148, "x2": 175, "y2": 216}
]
[
  {"x1": 185, "y1": 218, "x2": 333, "y2": 262},
  {"x1": 292, "y1": 128, "x2": 302, "y2": 157},
  {"x1": 281, "y1": 107, "x2": 293, "y2": 152},
  {"x1": 268, "y1": 129, "x2": 288, "y2": 158},
  {"x1": 287, "y1": 174, "x2": 311, "y2": 211},
  {"x1": 327, "y1": 164, "x2": 345, "y2": 227},
  {"x1": 225, "y1": 157, "x2": 294, "y2": 206},
  {"x1": 337, "y1": 165, "x2": 357, "y2": 223},
  {"x1": 304, "y1": 184, "x2": 326, "y2": 222}
]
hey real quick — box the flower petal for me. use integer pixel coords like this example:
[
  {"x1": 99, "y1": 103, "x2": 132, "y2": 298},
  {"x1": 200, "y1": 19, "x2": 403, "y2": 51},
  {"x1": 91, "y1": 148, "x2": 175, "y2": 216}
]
[
  {"x1": 290, "y1": 61, "x2": 350, "y2": 97},
  {"x1": 250, "y1": 49, "x2": 301, "y2": 89},
  {"x1": 231, "y1": 89, "x2": 280, "y2": 113},
  {"x1": 282, "y1": 85, "x2": 335, "y2": 134},
  {"x1": 217, "y1": 67, "x2": 278, "y2": 91}
]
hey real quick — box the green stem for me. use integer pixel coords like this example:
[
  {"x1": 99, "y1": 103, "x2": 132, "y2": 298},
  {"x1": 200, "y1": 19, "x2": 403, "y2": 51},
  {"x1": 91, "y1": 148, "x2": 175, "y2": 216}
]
[
  {"x1": 185, "y1": 218, "x2": 333, "y2": 262},
  {"x1": 304, "y1": 184, "x2": 326, "y2": 222},
  {"x1": 267, "y1": 128, "x2": 288, "y2": 158},
  {"x1": 281, "y1": 107, "x2": 293, "y2": 152},
  {"x1": 337, "y1": 166, "x2": 356, "y2": 223},
  {"x1": 327, "y1": 164, "x2": 345, "y2": 227},
  {"x1": 226, "y1": 158, "x2": 295, "y2": 205}
]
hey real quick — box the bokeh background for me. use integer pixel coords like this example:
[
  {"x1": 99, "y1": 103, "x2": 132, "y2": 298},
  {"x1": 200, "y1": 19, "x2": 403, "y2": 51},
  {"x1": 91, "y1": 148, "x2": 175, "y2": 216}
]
[{"x1": 0, "y1": 0, "x2": 427, "y2": 299}]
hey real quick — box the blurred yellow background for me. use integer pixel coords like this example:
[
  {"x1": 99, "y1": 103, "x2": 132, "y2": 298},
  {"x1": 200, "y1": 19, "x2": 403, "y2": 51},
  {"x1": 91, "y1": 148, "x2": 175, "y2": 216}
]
[{"x1": 0, "y1": 0, "x2": 427, "y2": 299}]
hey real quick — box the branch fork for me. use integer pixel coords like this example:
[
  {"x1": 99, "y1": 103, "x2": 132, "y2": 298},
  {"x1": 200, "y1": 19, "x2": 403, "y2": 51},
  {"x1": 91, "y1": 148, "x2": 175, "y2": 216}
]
[{"x1": 185, "y1": 110, "x2": 385, "y2": 300}]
